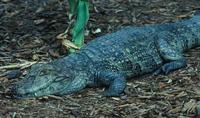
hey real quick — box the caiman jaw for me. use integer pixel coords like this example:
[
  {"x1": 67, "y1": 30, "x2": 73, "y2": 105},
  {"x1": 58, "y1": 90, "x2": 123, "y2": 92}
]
[
  {"x1": 9, "y1": 74, "x2": 87, "y2": 99},
  {"x1": 10, "y1": 87, "x2": 38, "y2": 99},
  {"x1": 9, "y1": 63, "x2": 64, "y2": 99},
  {"x1": 9, "y1": 62, "x2": 88, "y2": 99},
  {"x1": 10, "y1": 79, "x2": 53, "y2": 99},
  {"x1": 10, "y1": 75, "x2": 69, "y2": 99}
]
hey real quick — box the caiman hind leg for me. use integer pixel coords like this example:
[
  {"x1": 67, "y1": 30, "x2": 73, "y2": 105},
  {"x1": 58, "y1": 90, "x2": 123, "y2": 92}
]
[
  {"x1": 154, "y1": 32, "x2": 187, "y2": 75},
  {"x1": 95, "y1": 71, "x2": 126, "y2": 97}
]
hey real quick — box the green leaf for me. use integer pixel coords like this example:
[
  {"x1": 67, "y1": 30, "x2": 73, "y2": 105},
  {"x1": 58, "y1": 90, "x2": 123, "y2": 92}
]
[
  {"x1": 70, "y1": 0, "x2": 89, "y2": 52},
  {"x1": 68, "y1": 0, "x2": 78, "y2": 19}
]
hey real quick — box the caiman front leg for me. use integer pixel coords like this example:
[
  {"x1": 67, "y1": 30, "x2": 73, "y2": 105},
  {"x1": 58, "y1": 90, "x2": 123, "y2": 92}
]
[
  {"x1": 154, "y1": 32, "x2": 187, "y2": 75},
  {"x1": 95, "y1": 71, "x2": 126, "y2": 97}
]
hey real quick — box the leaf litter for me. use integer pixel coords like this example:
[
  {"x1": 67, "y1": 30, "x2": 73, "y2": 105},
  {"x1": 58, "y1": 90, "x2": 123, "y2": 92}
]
[{"x1": 0, "y1": 0, "x2": 200, "y2": 117}]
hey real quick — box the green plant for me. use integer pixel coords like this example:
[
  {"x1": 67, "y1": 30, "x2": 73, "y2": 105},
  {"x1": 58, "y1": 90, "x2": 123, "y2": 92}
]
[{"x1": 68, "y1": 0, "x2": 89, "y2": 52}]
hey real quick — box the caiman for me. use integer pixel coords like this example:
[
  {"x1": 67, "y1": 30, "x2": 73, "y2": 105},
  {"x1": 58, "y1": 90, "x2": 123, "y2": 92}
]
[{"x1": 10, "y1": 13, "x2": 200, "y2": 99}]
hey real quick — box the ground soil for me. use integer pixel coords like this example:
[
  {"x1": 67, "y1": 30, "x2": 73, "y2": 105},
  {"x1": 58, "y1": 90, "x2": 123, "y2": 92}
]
[{"x1": 0, "y1": 0, "x2": 200, "y2": 117}]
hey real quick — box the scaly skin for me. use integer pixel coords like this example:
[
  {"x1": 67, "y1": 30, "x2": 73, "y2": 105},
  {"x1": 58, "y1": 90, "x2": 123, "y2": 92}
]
[{"x1": 10, "y1": 13, "x2": 200, "y2": 98}]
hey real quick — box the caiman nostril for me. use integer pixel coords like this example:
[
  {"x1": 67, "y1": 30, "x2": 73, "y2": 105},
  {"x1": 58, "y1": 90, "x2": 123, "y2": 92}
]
[
  {"x1": 10, "y1": 86, "x2": 16, "y2": 93},
  {"x1": 8, "y1": 86, "x2": 22, "y2": 99}
]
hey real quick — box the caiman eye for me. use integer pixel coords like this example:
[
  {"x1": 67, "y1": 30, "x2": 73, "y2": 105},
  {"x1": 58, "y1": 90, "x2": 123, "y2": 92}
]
[
  {"x1": 39, "y1": 71, "x2": 45, "y2": 76},
  {"x1": 39, "y1": 67, "x2": 57, "y2": 76},
  {"x1": 39, "y1": 69, "x2": 51, "y2": 76}
]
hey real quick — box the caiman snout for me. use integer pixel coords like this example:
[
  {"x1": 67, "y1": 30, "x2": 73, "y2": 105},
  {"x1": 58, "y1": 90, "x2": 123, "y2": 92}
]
[
  {"x1": 9, "y1": 86, "x2": 23, "y2": 99},
  {"x1": 8, "y1": 62, "x2": 88, "y2": 99},
  {"x1": 8, "y1": 63, "x2": 61, "y2": 99}
]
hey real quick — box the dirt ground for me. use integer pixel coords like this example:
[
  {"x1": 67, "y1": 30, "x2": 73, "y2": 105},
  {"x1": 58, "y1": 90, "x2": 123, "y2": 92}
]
[{"x1": 0, "y1": 0, "x2": 200, "y2": 117}]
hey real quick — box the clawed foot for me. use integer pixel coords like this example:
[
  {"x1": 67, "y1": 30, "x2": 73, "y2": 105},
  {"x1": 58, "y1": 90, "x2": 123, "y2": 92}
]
[
  {"x1": 153, "y1": 63, "x2": 173, "y2": 76},
  {"x1": 153, "y1": 59, "x2": 187, "y2": 76}
]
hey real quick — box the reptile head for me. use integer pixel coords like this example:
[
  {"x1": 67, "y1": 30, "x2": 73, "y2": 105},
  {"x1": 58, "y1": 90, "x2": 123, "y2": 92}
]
[{"x1": 10, "y1": 63, "x2": 87, "y2": 99}]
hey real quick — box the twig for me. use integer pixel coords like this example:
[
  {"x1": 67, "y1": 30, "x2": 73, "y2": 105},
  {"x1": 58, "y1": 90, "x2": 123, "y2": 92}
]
[
  {"x1": 56, "y1": 19, "x2": 81, "y2": 50},
  {"x1": 47, "y1": 95, "x2": 65, "y2": 101},
  {"x1": 0, "y1": 61, "x2": 37, "y2": 70},
  {"x1": 56, "y1": 33, "x2": 80, "y2": 50}
]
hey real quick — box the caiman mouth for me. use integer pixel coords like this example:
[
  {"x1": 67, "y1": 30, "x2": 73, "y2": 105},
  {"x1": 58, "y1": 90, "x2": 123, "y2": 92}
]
[
  {"x1": 9, "y1": 85, "x2": 49, "y2": 99},
  {"x1": 9, "y1": 75, "x2": 71, "y2": 99},
  {"x1": 9, "y1": 89, "x2": 32, "y2": 99},
  {"x1": 9, "y1": 77, "x2": 56, "y2": 99}
]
